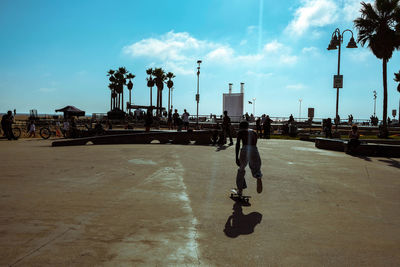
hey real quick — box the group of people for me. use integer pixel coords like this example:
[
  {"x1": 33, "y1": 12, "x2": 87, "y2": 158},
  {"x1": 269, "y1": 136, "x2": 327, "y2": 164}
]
[
  {"x1": 167, "y1": 109, "x2": 190, "y2": 131},
  {"x1": 255, "y1": 114, "x2": 273, "y2": 139}
]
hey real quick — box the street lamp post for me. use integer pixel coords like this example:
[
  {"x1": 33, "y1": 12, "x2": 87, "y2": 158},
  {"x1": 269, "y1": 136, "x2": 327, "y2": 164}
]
[
  {"x1": 299, "y1": 99, "x2": 302, "y2": 121},
  {"x1": 196, "y1": 60, "x2": 202, "y2": 129},
  {"x1": 252, "y1": 98, "x2": 256, "y2": 115},
  {"x1": 373, "y1": 90, "x2": 377, "y2": 117},
  {"x1": 171, "y1": 87, "x2": 174, "y2": 111},
  {"x1": 327, "y1": 28, "x2": 357, "y2": 129}
]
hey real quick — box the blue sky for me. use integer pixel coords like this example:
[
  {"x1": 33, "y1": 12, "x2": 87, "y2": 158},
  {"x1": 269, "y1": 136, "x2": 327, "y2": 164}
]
[{"x1": 0, "y1": 0, "x2": 399, "y2": 120}]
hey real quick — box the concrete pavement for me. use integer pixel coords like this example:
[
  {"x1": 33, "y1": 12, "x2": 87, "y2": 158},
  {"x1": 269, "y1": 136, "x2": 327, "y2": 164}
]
[{"x1": 0, "y1": 138, "x2": 399, "y2": 266}]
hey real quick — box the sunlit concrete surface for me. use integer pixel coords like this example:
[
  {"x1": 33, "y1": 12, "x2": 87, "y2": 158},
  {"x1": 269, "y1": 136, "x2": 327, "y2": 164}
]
[{"x1": 0, "y1": 138, "x2": 399, "y2": 266}]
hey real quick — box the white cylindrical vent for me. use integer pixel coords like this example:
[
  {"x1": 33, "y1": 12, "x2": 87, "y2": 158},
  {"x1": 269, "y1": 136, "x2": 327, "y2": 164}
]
[
  {"x1": 229, "y1": 83, "x2": 233, "y2": 94},
  {"x1": 240, "y1": 82, "x2": 244, "y2": 94}
]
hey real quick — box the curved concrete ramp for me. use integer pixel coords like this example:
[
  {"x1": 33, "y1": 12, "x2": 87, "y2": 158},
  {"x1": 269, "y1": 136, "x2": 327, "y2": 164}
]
[
  {"x1": 52, "y1": 131, "x2": 213, "y2": 147},
  {"x1": 315, "y1": 137, "x2": 400, "y2": 157}
]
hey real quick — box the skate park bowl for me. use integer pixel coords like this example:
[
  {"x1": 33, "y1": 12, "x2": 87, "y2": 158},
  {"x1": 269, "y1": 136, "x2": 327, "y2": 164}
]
[
  {"x1": 315, "y1": 137, "x2": 400, "y2": 157},
  {"x1": 52, "y1": 130, "x2": 213, "y2": 147}
]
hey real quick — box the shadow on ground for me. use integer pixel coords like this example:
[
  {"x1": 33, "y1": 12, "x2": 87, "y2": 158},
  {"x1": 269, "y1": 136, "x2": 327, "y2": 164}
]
[
  {"x1": 223, "y1": 202, "x2": 262, "y2": 238},
  {"x1": 378, "y1": 158, "x2": 400, "y2": 169}
]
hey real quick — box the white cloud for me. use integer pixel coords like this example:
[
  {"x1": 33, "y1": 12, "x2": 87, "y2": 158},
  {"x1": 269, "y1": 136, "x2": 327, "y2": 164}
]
[
  {"x1": 286, "y1": 84, "x2": 306, "y2": 90},
  {"x1": 286, "y1": 0, "x2": 373, "y2": 37},
  {"x1": 123, "y1": 31, "x2": 216, "y2": 63},
  {"x1": 206, "y1": 46, "x2": 235, "y2": 63},
  {"x1": 286, "y1": 0, "x2": 338, "y2": 36},
  {"x1": 263, "y1": 40, "x2": 284, "y2": 53},
  {"x1": 348, "y1": 49, "x2": 371, "y2": 62},
  {"x1": 302, "y1": 46, "x2": 319, "y2": 54},
  {"x1": 343, "y1": 0, "x2": 373, "y2": 22},
  {"x1": 123, "y1": 31, "x2": 298, "y2": 74}
]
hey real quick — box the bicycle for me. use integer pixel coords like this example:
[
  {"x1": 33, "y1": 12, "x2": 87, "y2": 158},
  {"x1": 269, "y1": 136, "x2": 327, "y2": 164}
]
[
  {"x1": 0, "y1": 126, "x2": 22, "y2": 139},
  {"x1": 39, "y1": 126, "x2": 65, "y2": 139}
]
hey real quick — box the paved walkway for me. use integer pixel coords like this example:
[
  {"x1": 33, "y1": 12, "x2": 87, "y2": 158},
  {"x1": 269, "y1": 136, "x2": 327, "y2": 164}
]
[{"x1": 0, "y1": 139, "x2": 399, "y2": 266}]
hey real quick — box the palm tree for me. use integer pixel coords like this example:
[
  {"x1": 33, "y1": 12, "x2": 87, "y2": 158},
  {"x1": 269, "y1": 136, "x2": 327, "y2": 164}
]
[
  {"x1": 166, "y1": 72, "x2": 176, "y2": 113},
  {"x1": 152, "y1": 68, "x2": 166, "y2": 116},
  {"x1": 126, "y1": 73, "x2": 135, "y2": 112},
  {"x1": 146, "y1": 68, "x2": 154, "y2": 108},
  {"x1": 354, "y1": 0, "x2": 400, "y2": 137},
  {"x1": 116, "y1": 67, "x2": 128, "y2": 112},
  {"x1": 107, "y1": 70, "x2": 116, "y2": 110}
]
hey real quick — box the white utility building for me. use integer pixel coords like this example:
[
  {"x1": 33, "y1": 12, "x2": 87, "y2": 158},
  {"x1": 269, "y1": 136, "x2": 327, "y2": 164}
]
[{"x1": 222, "y1": 83, "x2": 244, "y2": 122}]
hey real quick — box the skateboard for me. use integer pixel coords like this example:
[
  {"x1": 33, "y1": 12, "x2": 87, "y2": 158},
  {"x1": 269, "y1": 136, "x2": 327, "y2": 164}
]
[{"x1": 230, "y1": 188, "x2": 251, "y2": 203}]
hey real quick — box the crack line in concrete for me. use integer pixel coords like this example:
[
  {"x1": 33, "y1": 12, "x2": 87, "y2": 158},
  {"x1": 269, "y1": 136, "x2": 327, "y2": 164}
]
[{"x1": 9, "y1": 227, "x2": 72, "y2": 267}]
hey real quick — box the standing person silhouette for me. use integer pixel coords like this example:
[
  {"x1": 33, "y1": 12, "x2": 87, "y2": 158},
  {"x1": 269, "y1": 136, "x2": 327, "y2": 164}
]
[
  {"x1": 263, "y1": 115, "x2": 273, "y2": 139},
  {"x1": 182, "y1": 109, "x2": 190, "y2": 130},
  {"x1": 172, "y1": 109, "x2": 179, "y2": 130},
  {"x1": 235, "y1": 121, "x2": 263, "y2": 196},
  {"x1": 222, "y1": 110, "x2": 233, "y2": 145}
]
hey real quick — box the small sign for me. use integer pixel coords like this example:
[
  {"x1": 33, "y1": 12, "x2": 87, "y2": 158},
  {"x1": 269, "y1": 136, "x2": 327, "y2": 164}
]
[
  {"x1": 392, "y1": 109, "x2": 397, "y2": 117},
  {"x1": 196, "y1": 94, "x2": 200, "y2": 102},
  {"x1": 308, "y1": 108, "x2": 314, "y2": 118},
  {"x1": 333, "y1": 75, "x2": 343, "y2": 88}
]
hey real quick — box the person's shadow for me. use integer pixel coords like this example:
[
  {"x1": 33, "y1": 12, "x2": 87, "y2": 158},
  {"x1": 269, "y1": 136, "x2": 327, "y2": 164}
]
[{"x1": 223, "y1": 202, "x2": 262, "y2": 238}]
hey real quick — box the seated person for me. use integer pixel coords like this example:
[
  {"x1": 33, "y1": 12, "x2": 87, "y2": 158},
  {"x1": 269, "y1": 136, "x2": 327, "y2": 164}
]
[{"x1": 347, "y1": 125, "x2": 360, "y2": 153}]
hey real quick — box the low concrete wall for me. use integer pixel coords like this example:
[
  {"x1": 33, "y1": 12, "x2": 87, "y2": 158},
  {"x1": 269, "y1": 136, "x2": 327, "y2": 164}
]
[
  {"x1": 52, "y1": 130, "x2": 213, "y2": 147},
  {"x1": 315, "y1": 138, "x2": 346, "y2": 152},
  {"x1": 315, "y1": 137, "x2": 400, "y2": 157}
]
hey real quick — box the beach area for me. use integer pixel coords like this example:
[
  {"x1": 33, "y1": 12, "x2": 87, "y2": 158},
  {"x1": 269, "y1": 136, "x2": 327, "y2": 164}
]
[{"x1": 1, "y1": 138, "x2": 399, "y2": 266}]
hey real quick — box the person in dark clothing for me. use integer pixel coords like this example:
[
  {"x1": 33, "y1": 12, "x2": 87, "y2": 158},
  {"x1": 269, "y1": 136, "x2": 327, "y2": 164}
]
[
  {"x1": 235, "y1": 121, "x2": 263, "y2": 196},
  {"x1": 172, "y1": 109, "x2": 179, "y2": 129},
  {"x1": 255, "y1": 117, "x2": 261, "y2": 137},
  {"x1": 167, "y1": 109, "x2": 173, "y2": 130},
  {"x1": 222, "y1": 110, "x2": 233, "y2": 145},
  {"x1": 324, "y1": 118, "x2": 333, "y2": 138},
  {"x1": 288, "y1": 114, "x2": 294, "y2": 123},
  {"x1": 263, "y1": 115, "x2": 273, "y2": 139},
  {"x1": 2, "y1": 111, "x2": 16, "y2": 140},
  {"x1": 212, "y1": 122, "x2": 225, "y2": 146},
  {"x1": 346, "y1": 125, "x2": 360, "y2": 153},
  {"x1": 145, "y1": 109, "x2": 153, "y2": 132}
]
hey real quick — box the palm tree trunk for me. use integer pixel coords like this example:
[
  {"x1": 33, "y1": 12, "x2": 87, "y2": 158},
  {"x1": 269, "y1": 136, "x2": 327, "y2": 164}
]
[
  {"x1": 160, "y1": 89, "x2": 162, "y2": 115},
  {"x1": 168, "y1": 88, "x2": 170, "y2": 113},
  {"x1": 122, "y1": 89, "x2": 124, "y2": 112},
  {"x1": 156, "y1": 87, "x2": 160, "y2": 116},
  {"x1": 383, "y1": 58, "x2": 388, "y2": 130},
  {"x1": 110, "y1": 92, "x2": 112, "y2": 111},
  {"x1": 150, "y1": 87, "x2": 152, "y2": 107}
]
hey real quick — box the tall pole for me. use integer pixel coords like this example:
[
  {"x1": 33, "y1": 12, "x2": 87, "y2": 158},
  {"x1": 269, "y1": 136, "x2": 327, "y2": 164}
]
[
  {"x1": 196, "y1": 60, "x2": 202, "y2": 129},
  {"x1": 373, "y1": 90, "x2": 377, "y2": 117},
  {"x1": 171, "y1": 87, "x2": 173, "y2": 111},
  {"x1": 252, "y1": 98, "x2": 256, "y2": 115},
  {"x1": 299, "y1": 99, "x2": 302, "y2": 121},
  {"x1": 335, "y1": 35, "x2": 341, "y2": 128}
]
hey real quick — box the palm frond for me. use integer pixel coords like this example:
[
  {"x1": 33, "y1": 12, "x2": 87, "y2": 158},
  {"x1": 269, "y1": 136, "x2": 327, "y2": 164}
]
[{"x1": 394, "y1": 71, "x2": 400, "y2": 82}]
